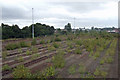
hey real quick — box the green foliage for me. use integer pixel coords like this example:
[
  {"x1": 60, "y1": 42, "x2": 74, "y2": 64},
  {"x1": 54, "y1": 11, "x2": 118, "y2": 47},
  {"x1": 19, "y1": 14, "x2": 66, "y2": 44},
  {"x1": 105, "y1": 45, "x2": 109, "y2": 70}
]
[
  {"x1": 68, "y1": 65, "x2": 76, "y2": 74},
  {"x1": 2, "y1": 64, "x2": 11, "y2": 71},
  {"x1": 100, "y1": 59, "x2": 105, "y2": 65},
  {"x1": 20, "y1": 41, "x2": 30, "y2": 47},
  {"x1": 26, "y1": 50, "x2": 32, "y2": 55},
  {"x1": 94, "y1": 67, "x2": 100, "y2": 76},
  {"x1": 74, "y1": 48, "x2": 82, "y2": 54},
  {"x1": 2, "y1": 51, "x2": 8, "y2": 59},
  {"x1": 18, "y1": 56, "x2": 24, "y2": 62},
  {"x1": 5, "y1": 43, "x2": 20, "y2": 50},
  {"x1": 42, "y1": 66, "x2": 55, "y2": 78},
  {"x1": 53, "y1": 43, "x2": 59, "y2": 48},
  {"x1": 54, "y1": 37, "x2": 61, "y2": 42},
  {"x1": 48, "y1": 46, "x2": 55, "y2": 51},
  {"x1": 12, "y1": 65, "x2": 31, "y2": 78},
  {"x1": 2, "y1": 23, "x2": 55, "y2": 39},
  {"x1": 64, "y1": 23, "x2": 72, "y2": 32},
  {"x1": 101, "y1": 71, "x2": 108, "y2": 77},
  {"x1": 75, "y1": 40, "x2": 82, "y2": 46},
  {"x1": 31, "y1": 47, "x2": 38, "y2": 53},
  {"x1": 5, "y1": 42, "x2": 31, "y2": 50},
  {"x1": 105, "y1": 57, "x2": 113, "y2": 63},
  {"x1": 78, "y1": 64, "x2": 86, "y2": 74},
  {"x1": 18, "y1": 48, "x2": 22, "y2": 54},
  {"x1": 52, "y1": 50, "x2": 65, "y2": 68},
  {"x1": 31, "y1": 39, "x2": 37, "y2": 45},
  {"x1": 40, "y1": 40, "x2": 45, "y2": 44},
  {"x1": 31, "y1": 54, "x2": 40, "y2": 60}
]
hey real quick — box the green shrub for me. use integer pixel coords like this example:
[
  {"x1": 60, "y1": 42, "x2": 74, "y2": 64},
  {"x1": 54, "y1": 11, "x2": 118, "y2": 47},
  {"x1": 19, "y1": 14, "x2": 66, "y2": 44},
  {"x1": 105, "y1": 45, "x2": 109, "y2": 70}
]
[
  {"x1": 48, "y1": 46, "x2": 55, "y2": 51},
  {"x1": 68, "y1": 65, "x2": 76, "y2": 74},
  {"x1": 94, "y1": 67, "x2": 100, "y2": 76},
  {"x1": 105, "y1": 57, "x2": 113, "y2": 63},
  {"x1": 31, "y1": 47, "x2": 38, "y2": 53},
  {"x1": 40, "y1": 40, "x2": 45, "y2": 44},
  {"x1": 74, "y1": 48, "x2": 82, "y2": 54},
  {"x1": 31, "y1": 39, "x2": 37, "y2": 45},
  {"x1": 19, "y1": 41, "x2": 28, "y2": 47},
  {"x1": 100, "y1": 71, "x2": 108, "y2": 77},
  {"x1": 78, "y1": 64, "x2": 86, "y2": 74},
  {"x1": 75, "y1": 40, "x2": 82, "y2": 46},
  {"x1": 53, "y1": 43, "x2": 59, "y2": 48},
  {"x1": 31, "y1": 54, "x2": 40, "y2": 60},
  {"x1": 26, "y1": 50, "x2": 32, "y2": 55},
  {"x1": 52, "y1": 51, "x2": 65, "y2": 68},
  {"x1": 2, "y1": 51, "x2": 8, "y2": 59},
  {"x1": 5, "y1": 43, "x2": 20, "y2": 50},
  {"x1": 42, "y1": 66, "x2": 55, "y2": 78},
  {"x1": 2, "y1": 64, "x2": 11, "y2": 71},
  {"x1": 18, "y1": 56, "x2": 24, "y2": 62},
  {"x1": 12, "y1": 65, "x2": 31, "y2": 78},
  {"x1": 100, "y1": 59, "x2": 105, "y2": 65},
  {"x1": 18, "y1": 48, "x2": 22, "y2": 54},
  {"x1": 54, "y1": 37, "x2": 61, "y2": 42}
]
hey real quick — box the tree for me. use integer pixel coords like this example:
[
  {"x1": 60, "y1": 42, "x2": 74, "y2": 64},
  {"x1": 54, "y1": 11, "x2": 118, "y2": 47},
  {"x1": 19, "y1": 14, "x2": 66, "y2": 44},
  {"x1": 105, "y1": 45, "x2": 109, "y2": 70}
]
[{"x1": 64, "y1": 23, "x2": 72, "y2": 32}]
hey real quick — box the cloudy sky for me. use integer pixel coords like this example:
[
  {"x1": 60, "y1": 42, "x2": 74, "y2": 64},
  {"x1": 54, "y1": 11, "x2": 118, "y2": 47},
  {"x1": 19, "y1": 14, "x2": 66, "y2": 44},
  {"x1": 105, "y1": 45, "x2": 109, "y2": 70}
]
[{"x1": 0, "y1": 0, "x2": 119, "y2": 29}]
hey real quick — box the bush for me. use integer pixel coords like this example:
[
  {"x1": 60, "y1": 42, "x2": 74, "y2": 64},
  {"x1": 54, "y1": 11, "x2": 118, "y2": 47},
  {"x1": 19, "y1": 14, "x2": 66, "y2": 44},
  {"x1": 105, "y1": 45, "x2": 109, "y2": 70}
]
[
  {"x1": 78, "y1": 64, "x2": 86, "y2": 74},
  {"x1": 40, "y1": 40, "x2": 45, "y2": 44},
  {"x1": 2, "y1": 51, "x2": 8, "y2": 59},
  {"x1": 18, "y1": 56, "x2": 24, "y2": 62},
  {"x1": 75, "y1": 40, "x2": 82, "y2": 46},
  {"x1": 5, "y1": 42, "x2": 31, "y2": 50},
  {"x1": 2, "y1": 64, "x2": 11, "y2": 71},
  {"x1": 31, "y1": 39, "x2": 37, "y2": 45},
  {"x1": 68, "y1": 65, "x2": 76, "y2": 74},
  {"x1": 12, "y1": 65, "x2": 31, "y2": 78},
  {"x1": 52, "y1": 51, "x2": 65, "y2": 68},
  {"x1": 42, "y1": 66, "x2": 55, "y2": 78},
  {"x1": 26, "y1": 50, "x2": 32, "y2": 55},
  {"x1": 53, "y1": 43, "x2": 59, "y2": 48},
  {"x1": 101, "y1": 71, "x2": 108, "y2": 77},
  {"x1": 94, "y1": 67, "x2": 100, "y2": 76},
  {"x1": 5, "y1": 43, "x2": 20, "y2": 50},
  {"x1": 74, "y1": 48, "x2": 82, "y2": 54},
  {"x1": 54, "y1": 37, "x2": 61, "y2": 42},
  {"x1": 100, "y1": 59, "x2": 105, "y2": 65},
  {"x1": 105, "y1": 57, "x2": 113, "y2": 63},
  {"x1": 31, "y1": 47, "x2": 38, "y2": 53}
]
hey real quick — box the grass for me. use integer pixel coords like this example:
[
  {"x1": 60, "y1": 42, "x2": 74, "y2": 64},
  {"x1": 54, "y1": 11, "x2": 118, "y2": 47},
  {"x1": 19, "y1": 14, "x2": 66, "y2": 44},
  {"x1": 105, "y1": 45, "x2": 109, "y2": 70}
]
[
  {"x1": 53, "y1": 43, "x2": 59, "y2": 48},
  {"x1": 2, "y1": 51, "x2": 8, "y2": 59},
  {"x1": 74, "y1": 48, "x2": 82, "y2": 54},
  {"x1": 18, "y1": 48, "x2": 22, "y2": 54},
  {"x1": 105, "y1": 57, "x2": 113, "y2": 63},
  {"x1": 42, "y1": 66, "x2": 55, "y2": 78},
  {"x1": 5, "y1": 42, "x2": 31, "y2": 50},
  {"x1": 94, "y1": 67, "x2": 100, "y2": 76},
  {"x1": 31, "y1": 38, "x2": 37, "y2": 45},
  {"x1": 54, "y1": 37, "x2": 61, "y2": 42},
  {"x1": 40, "y1": 40, "x2": 45, "y2": 44},
  {"x1": 2, "y1": 64, "x2": 11, "y2": 71},
  {"x1": 18, "y1": 56, "x2": 24, "y2": 62},
  {"x1": 12, "y1": 65, "x2": 31, "y2": 78},
  {"x1": 26, "y1": 50, "x2": 32, "y2": 55},
  {"x1": 52, "y1": 50, "x2": 65, "y2": 68},
  {"x1": 31, "y1": 47, "x2": 38, "y2": 53},
  {"x1": 68, "y1": 65, "x2": 76, "y2": 74},
  {"x1": 78, "y1": 64, "x2": 86, "y2": 74},
  {"x1": 100, "y1": 59, "x2": 105, "y2": 65},
  {"x1": 31, "y1": 54, "x2": 40, "y2": 60}
]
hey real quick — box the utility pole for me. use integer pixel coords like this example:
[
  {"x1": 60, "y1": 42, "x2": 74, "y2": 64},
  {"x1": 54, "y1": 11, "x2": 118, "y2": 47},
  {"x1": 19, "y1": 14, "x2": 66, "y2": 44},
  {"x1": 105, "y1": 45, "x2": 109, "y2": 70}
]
[
  {"x1": 32, "y1": 8, "x2": 34, "y2": 39},
  {"x1": 74, "y1": 17, "x2": 76, "y2": 34}
]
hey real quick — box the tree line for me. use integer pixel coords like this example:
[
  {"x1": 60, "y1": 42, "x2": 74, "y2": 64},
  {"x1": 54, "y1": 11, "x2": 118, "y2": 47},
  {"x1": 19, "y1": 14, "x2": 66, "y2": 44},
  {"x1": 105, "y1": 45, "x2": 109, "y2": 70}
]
[{"x1": 2, "y1": 23, "x2": 55, "y2": 39}]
